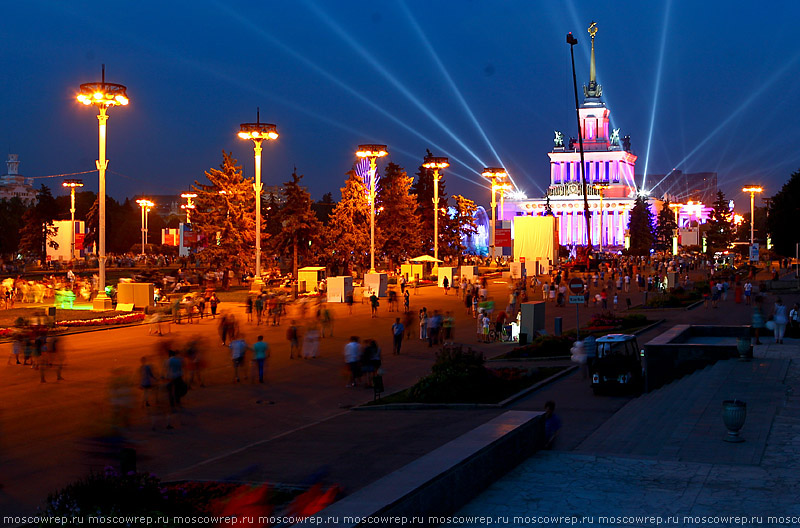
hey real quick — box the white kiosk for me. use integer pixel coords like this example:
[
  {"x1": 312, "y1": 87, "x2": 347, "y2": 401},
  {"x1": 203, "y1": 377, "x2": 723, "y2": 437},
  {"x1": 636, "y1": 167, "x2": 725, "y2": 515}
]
[
  {"x1": 364, "y1": 272, "x2": 388, "y2": 297},
  {"x1": 327, "y1": 276, "x2": 353, "y2": 303},
  {"x1": 437, "y1": 267, "x2": 455, "y2": 289},
  {"x1": 460, "y1": 266, "x2": 478, "y2": 280},
  {"x1": 510, "y1": 262, "x2": 527, "y2": 280}
]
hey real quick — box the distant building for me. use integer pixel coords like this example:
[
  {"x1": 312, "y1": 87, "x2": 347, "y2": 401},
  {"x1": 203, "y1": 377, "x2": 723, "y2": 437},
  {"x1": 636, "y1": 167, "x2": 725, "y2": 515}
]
[
  {"x1": 0, "y1": 154, "x2": 36, "y2": 203},
  {"x1": 637, "y1": 170, "x2": 717, "y2": 204}
]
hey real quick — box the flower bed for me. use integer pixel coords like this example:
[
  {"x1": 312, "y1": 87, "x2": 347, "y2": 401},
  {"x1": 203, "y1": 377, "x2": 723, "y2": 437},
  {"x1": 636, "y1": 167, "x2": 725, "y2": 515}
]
[{"x1": 56, "y1": 313, "x2": 145, "y2": 327}]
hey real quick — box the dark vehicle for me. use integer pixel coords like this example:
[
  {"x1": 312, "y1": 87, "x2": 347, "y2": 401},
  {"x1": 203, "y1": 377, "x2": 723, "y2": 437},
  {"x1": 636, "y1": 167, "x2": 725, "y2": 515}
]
[{"x1": 589, "y1": 334, "x2": 643, "y2": 394}]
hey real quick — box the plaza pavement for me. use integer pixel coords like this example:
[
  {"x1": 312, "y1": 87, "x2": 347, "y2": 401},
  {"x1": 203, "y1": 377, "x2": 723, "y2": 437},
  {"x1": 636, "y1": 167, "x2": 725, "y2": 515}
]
[{"x1": 0, "y1": 268, "x2": 795, "y2": 525}]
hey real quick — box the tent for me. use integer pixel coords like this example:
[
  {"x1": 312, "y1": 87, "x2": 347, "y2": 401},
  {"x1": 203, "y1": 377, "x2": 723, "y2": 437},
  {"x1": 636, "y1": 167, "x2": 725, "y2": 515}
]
[{"x1": 409, "y1": 255, "x2": 443, "y2": 263}]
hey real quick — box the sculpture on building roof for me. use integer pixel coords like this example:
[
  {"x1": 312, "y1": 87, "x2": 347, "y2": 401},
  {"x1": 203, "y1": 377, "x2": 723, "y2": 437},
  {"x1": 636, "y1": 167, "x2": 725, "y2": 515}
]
[
  {"x1": 610, "y1": 128, "x2": 620, "y2": 147},
  {"x1": 554, "y1": 130, "x2": 565, "y2": 148}
]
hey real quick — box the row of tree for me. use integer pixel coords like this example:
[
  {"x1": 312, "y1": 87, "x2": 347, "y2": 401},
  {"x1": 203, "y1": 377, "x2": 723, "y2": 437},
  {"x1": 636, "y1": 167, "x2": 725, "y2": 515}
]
[{"x1": 189, "y1": 151, "x2": 479, "y2": 278}]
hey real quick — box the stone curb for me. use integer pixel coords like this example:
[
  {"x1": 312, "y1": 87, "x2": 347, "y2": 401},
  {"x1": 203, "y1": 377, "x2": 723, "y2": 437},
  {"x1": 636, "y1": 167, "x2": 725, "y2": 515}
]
[{"x1": 353, "y1": 365, "x2": 576, "y2": 411}]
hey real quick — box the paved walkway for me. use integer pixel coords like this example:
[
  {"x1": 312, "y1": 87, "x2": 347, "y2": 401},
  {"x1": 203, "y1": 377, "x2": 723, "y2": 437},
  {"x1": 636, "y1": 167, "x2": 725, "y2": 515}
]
[{"x1": 454, "y1": 340, "x2": 800, "y2": 527}]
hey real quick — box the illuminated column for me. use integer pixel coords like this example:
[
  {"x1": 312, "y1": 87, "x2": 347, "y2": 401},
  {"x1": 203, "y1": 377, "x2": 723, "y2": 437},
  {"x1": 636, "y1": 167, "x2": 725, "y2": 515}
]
[
  {"x1": 239, "y1": 109, "x2": 279, "y2": 287},
  {"x1": 136, "y1": 199, "x2": 154, "y2": 257},
  {"x1": 593, "y1": 184, "x2": 609, "y2": 252},
  {"x1": 76, "y1": 66, "x2": 129, "y2": 310},
  {"x1": 742, "y1": 186, "x2": 763, "y2": 247},
  {"x1": 423, "y1": 155, "x2": 449, "y2": 261},
  {"x1": 62, "y1": 179, "x2": 84, "y2": 260},
  {"x1": 357, "y1": 145, "x2": 388, "y2": 273}
]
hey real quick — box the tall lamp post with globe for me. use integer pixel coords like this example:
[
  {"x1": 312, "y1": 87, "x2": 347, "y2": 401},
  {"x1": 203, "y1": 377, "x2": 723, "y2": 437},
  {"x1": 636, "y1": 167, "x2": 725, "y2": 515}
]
[
  {"x1": 422, "y1": 154, "x2": 449, "y2": 261},
  {"x1": 482, "y1": 168, "x2": 511, "y2": 259},
  {"x1": 136, "y1": 199, "x2": 154, "y2": 257},
  {"x1": 62, "y1": 179, "x2": 84, "y2": 261},
  {"x1": 76, "y1": 66, "x2": 129, "y2": 309},
  {"x1": 742, "y1": 185, "x2": 763, "y2": 262},
  {"x1": 239, "y1": 109, "x2": 278, "y2": 291},
  {"x1": 356, "y1": 144, "x2": 388, "y2": 273}
]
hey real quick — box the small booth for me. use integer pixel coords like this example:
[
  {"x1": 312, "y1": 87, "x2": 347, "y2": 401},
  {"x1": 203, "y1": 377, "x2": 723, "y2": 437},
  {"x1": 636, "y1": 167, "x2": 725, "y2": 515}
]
[
  {"x1": 437, "y1": 267, "x2": 456, "y2": 289},
  {"x1": 460, "y1": 265, "x2": 478, "y2": 280},
  {"x1": 117, "y1": 282, "x2": 155, "y2": 309},
  {"x1": 407, "y1": 255, "x2": 443, "y2": 284},
  {"x1": 298, "y1": 267, "x2": 326, "y2": 294},
  {"x1": 519, "y1": 301, "x2": 546, "y2": 345},
  {"x1": 510, "y1": 262, "x2": 527, "y2": 280},
  {"x1": 327, "y1": 276, "x2": 353, "y2": 303},
  {"x1": 364, "y1": 272, "x2": 388, "y2": 297},
  {"x1": 400, "y1": 263, "x2": 425, "y2": 283}
]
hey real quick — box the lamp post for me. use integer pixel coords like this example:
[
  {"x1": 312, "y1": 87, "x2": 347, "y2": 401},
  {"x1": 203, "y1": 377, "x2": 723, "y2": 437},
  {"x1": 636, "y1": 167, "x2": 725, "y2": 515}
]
[
  {"x1": 567, "y1": 29, "x2": 593, "y2": 249},
  {"x1": 76, "y1": 65, "x2": 129, "y2": 310},
  {"x1": 742, "y1": 186, "x2": 763, "y2": 247},
  {"x1": 422, "y1": 154, "x2": 449, "y2": 261},
  {"x1": 136, "y1": 199, "x2": 154, "y2": 257},
  {"x1": 593, "y1": 184, "x2": 609, "y2": 252},
  {"x1": 180, "y1": 193, "x2": 197, "y2": 224},
  {"x1": 356, "y1": 144, "x2": 388, "y2": 273},
  {"x1": 239, "y1": 109, "x2": 279, "y2": 290},
  {"x1": 62, "y1": 179, "x2": 84, "y2": 261},
  {"x1": 482, "y1": 168, "x2": 510, "y2": 259},
  {"x1": 668, "y1": 202, "x2": 682, "y2": 256}
]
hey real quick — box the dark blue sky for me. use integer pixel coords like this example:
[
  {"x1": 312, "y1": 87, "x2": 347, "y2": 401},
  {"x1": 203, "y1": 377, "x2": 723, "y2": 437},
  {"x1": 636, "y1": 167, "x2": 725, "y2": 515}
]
[{"x1": 2, "y1": 1, "x2": 799, "y2": 212}]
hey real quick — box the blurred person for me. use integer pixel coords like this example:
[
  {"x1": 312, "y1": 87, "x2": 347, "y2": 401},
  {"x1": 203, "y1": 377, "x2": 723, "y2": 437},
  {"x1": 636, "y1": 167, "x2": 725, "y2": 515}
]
[
  {"x1": 320, "y1": 306, "x2": 333, "y2": 337},
  {"x1": 287, "y1": 320, "x2": 300, "y2": 359},
  {"x1": 773, "y1": 298, "x2": 789, "y2": 344},
  {"x1": 184, "y1": 338, "x2": 205, "y2": 388},
  {"x1": 245, "y1": 296, "x2": 254, "y2": 323},
  {"x1": 139, "y1": 356, "x2": 158, "y2": 407},
  {"x1": 543, "y1": 400, "x2": 562, "y2": 449},
  {"x1": 419, "y1": 307, "x2": 428, "y2": 340},
  {"x1": 344, "y1": 336, "x2": 361, "y2": 388},
  {"x1": 391, "y1": 317, "x2": 404, "y2": 355},
  {"x1": 209, "y1": 292, "x2": 220, "y2": 318},
  {"x1": 302, "y1": 323, "x2": 320, "y2": 359},
  {"x1": 252, "y1": 335, "x2": 270, "y2": 383},
  {"x1": 230, "y1": 333, "x2": 248, "y2": 383},
  {"x1": 361, "y1": 339, "x2": 381, "y2": 387},
  {"x1": 403, "y1": 309, "x2": 414, "y2": 339}
]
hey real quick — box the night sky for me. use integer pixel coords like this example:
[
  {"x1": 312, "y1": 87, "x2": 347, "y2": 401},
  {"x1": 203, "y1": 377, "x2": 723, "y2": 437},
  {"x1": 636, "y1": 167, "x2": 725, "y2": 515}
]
[{"x1": 2, "y1": 1, "x2": 799, "y2": 212}]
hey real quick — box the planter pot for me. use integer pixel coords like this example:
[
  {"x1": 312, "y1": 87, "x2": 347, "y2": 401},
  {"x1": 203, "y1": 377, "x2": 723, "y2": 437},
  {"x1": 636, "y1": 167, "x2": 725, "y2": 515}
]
[
  {"x1": 737, "y1": 337, "x2": 752, "y2": 361},
  {"x1": 722, "y1": 400, "x2": 746, "y2": 443}
]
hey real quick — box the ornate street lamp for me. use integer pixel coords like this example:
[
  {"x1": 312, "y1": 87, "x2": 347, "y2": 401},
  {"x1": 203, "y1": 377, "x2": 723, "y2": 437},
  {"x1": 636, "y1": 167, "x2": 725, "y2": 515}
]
[
  {"x1": 180, "y1": 193, "x2": 197, "y2": 224},
  {"x1": 239, "y1": 109, "x2": 278, "y2": 290},
  {"x1": 356, "y1": 144, "x2": 388, "y2": 273},
  {"x1": 76, "y1": 65, "x2": 129, "y2": 309},
  {"x1": 482, "y1": 168, "x2": 511, "y2": 258},
  {"x1": 742, "y1": 186, "x2": 763, "y2": 248},
  {"x1": 422, "y1": 154, "x2": 449, "y2": 261},
  {"x1": 668, "y1": 202, "x2": 682, "y2": 256},
  {"x1": 62, "y1": 179, "x2": 84, "y2": 261},
  {"x1": 136, "y1": 199, "x2": 154, "y2": 257}
]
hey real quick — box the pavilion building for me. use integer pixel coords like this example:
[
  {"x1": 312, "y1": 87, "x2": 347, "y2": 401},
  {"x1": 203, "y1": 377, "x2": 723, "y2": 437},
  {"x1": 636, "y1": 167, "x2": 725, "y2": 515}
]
[{"x1": 501, "y1": 25, "x2": 656, "y2": 248}]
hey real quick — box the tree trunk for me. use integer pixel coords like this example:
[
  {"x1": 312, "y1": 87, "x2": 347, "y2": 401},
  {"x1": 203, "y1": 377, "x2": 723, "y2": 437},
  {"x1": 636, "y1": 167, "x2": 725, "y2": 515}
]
[{"x1": 293, "y1": 235, "x2": 298, "y2": 299}]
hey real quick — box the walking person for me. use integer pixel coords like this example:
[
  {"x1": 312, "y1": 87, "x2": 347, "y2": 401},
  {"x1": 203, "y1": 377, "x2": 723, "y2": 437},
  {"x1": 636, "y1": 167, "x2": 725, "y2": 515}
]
[
  {"x1": 302, "y1": 323, "x2": 320, "y2": 358},
  {"x1": 443, "y1": 276, "x2": 449, "y2": 295},
  {"x1": 287, "y1": 321, "x2": 300, "y2": 359},
  {"x1": 344, "y1": 336, "x2": 361, "y2": 388},
  {"x1": 419, "y1": 307, "x2": 428, "y2": 340},
  {"x1": 403, "y1": 290, "x2": 410, "y2": 313},
  {"x1": 392, "y1": 317, "x2": 404, "y2": 355},
  {"x1": 252, "y1": 335, "x2": 270, "y2": 383},
  {"x1": 163, "y1": 349, "x2": 186, "y2": 429},
  {"x1": 773, "y1": 298, "x2": 789, "y2": 344},
  {"x1": 369, "y1": 292, "x2": 379, "y2": 318},
  {"x1": 140, "y1": 356, "x2": 158, "y2": 407},
  {"x1": 229, "y1": 334, "x2": 248, "y2": 382},
  {"x1": 209, "y1": 292, "x2": 219, "y2": 319}
]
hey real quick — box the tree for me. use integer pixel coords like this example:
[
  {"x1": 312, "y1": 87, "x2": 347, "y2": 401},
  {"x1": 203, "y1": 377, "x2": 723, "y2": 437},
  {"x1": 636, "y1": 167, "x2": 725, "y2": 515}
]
[
  {"x1": 19, "y1": 184, "x2": 59, "y2": 263},
  {"x1": 447, "y1": 195, "x2": 478, "y2": 265},
  {"x1": 655, "y1": 200, "x2": 678, "y2": 251},
  {"x1": 376, "y1": 162, "x2": 421, "y2": 268},
  {"x1": 324, "y1": 171, "x2": 371, "y2": 274},
  {"x1": 0, "y1": 197, "x2": 29, "y2": 258},
  {"x1": 767, "y1": 168, "x2": 800, "y2": 257},
  {"x1": 705, "y1": 190, "x2": 735, "y2": 254},
  {"x1": 191, "y1": 151, "x2": 257, "y2": 269},
  {"x1": 627, "y1": 195, "x2": 655, "y2": 256},
  {"x1": 272, "y1": 171, "x2": 323, "y2": 281}
]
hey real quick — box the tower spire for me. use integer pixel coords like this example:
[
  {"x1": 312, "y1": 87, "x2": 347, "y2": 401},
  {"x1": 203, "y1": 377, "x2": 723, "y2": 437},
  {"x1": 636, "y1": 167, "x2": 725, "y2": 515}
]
[{"x1": 583, "y1": 21, "x2": 603, "y2": 100}]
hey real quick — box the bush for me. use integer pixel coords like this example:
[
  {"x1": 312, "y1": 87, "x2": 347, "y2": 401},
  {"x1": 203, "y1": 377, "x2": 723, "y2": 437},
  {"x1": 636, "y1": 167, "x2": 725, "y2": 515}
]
[
  {"x1": 620, "y1": 314, "x2": 649, "y2": 329},
  {"x1": 407, "y1": 346, "x2": 487, "y2": 403},
  {"x1": 501, "y1": 335, "x2": 574, "y2": 359}
]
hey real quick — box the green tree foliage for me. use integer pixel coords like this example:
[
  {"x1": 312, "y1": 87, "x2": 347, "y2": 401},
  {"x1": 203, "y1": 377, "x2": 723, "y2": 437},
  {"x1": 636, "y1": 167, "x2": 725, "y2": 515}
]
[
  {"x1": 19, "y1": 184, "x2": 59, "y2": 262},
  {"x1": 445, "y1": 195, "x2": 478, "y2": 265},
  {"x1": 324, "y1": 171, "x2": 372, "y2": 274},
  {"x1": 627, "y1": 195, "x2": 655, "y2": 256},
  {"x1": 0, "y1": 197, "x2": 30, "y2": 258},
  {"x1": 376, "y1": 162, "x2": 421, "y2": 268},
  {"x1": 705, "y1": 190, "x2": 735, "y2": 254},
  {"x1": 655, "y1": 200, "x2": 678, "y2": 251},
  {"x1": 191, "y1": 151, "x2": 257, "y2": 269},
  {"x1": 272, "y1": 171, "x2": 323, "y2": 280},
  {"x1": 766, "y1": 168, "x2": 800, "y2": 257}
]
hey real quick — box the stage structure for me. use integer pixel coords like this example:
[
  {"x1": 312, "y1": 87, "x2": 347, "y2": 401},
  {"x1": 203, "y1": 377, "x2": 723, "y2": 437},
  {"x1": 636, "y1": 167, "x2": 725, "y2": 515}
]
[{"x1": 502, "y1": 23, "x2": 658, "y2": 248}]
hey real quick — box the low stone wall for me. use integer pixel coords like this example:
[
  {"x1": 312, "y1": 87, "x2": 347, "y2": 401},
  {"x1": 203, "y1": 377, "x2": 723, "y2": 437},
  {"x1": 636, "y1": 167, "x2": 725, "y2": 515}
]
[
  {"x1": 644, "y1": 324, "x2": 750, "y2": 391},
  {"x1": 294, "y1": 411, "x2": 544, "y2": 528}
]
